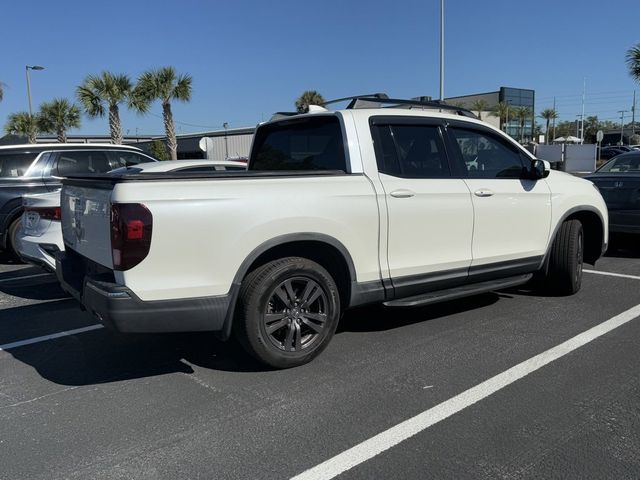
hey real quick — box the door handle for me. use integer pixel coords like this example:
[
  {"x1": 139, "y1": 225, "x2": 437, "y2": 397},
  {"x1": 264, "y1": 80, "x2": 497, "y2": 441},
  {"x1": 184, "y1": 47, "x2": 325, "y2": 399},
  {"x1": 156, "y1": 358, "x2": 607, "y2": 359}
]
[
  {"x1": 474, "y1": 189, "x2": 494, "y2": 197},
  {"x1": 390, "y1": 189, "x2": 415, "y2": 198}
]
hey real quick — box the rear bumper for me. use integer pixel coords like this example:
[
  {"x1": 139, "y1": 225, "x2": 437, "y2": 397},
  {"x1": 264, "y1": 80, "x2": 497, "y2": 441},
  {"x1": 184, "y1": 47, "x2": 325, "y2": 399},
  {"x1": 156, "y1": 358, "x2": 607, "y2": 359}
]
[{"x1": 56, "y1": 251, "x2": 237, "y2": 335}]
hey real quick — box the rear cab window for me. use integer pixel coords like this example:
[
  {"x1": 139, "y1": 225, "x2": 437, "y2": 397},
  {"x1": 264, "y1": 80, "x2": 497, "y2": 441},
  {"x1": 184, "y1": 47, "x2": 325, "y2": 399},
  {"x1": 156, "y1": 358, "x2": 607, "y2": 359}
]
[{"x1": 250, "y1": 116, "x2": 347, "y2": 171}]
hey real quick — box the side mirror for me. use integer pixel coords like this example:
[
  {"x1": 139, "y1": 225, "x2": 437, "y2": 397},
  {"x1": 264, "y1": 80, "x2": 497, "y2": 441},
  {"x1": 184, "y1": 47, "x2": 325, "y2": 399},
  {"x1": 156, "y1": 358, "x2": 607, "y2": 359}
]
[{"x1": 530, "y1": 159, "x2": 550, "y2": 179}]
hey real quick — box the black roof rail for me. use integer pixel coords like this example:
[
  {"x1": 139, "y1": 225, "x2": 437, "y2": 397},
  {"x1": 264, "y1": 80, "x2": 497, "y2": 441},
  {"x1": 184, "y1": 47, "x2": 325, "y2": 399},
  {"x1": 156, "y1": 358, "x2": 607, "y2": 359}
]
[
  {"x1": 322, "y1": 93, "x2": 390, "y2": 107},
  {"x1": 268, "y1": 94, "x2": 478, "y2": 122},
  {"x1": 344, "y1": 96, "x2": 478, "y2": 119}
]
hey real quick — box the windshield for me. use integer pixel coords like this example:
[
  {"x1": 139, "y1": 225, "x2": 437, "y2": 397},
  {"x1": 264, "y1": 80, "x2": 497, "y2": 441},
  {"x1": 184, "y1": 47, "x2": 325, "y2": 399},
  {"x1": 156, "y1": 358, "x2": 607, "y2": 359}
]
[{"x1": 597, "y1": 154, "x2": 640, "y2": 173}]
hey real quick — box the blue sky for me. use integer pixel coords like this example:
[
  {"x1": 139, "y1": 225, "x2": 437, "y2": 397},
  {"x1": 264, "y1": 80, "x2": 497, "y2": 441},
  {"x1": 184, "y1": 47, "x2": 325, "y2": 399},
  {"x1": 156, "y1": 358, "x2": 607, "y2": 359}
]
[{"x1": 1, "y1": 0, "x2": 639, "y2": 136}]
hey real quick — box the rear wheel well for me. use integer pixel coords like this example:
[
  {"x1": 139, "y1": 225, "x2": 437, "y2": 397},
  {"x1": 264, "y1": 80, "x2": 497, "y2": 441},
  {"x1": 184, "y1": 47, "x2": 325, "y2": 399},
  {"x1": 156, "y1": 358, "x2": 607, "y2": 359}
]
[
  {"x1": 565, "y1": 210, "x2": 603, "y2": 265},
  {"x1": 242, "y1": 241, "x2": 353, "y2": 309}
]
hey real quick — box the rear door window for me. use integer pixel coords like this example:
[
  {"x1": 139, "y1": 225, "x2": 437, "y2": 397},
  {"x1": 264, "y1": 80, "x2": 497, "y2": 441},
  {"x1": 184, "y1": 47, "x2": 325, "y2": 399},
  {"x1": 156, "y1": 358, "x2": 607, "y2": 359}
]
[
  {"x1": 250, "y1": 116, "x2": 346, "y2": 171},
  {"x1": 54, "y1": 151, "x2": 112, "y2": 176},
  {"x1": 0, "y1": 152, "x2": 38, "y2": 177},
  {"x1": 371, "y1": 124, "x2": 450, "y2": 178}
]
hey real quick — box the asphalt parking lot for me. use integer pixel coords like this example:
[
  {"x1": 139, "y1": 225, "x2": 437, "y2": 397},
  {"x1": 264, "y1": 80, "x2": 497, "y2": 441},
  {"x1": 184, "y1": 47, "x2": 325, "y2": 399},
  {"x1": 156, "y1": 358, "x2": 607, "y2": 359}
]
[{"x1": 1, "y1": 239, "x2": 640, "y2": 480}]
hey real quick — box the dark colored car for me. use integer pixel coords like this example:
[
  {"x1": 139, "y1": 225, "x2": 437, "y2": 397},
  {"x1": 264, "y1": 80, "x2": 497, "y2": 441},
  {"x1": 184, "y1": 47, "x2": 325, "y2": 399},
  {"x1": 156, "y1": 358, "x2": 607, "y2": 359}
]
[
  {"x1": 599, "y1": 146, "x2": 628, "y2": 161},
  {"x1": 586, "y1": 151, "x2": 640, "y2": 234},
  {"x1": 0, "y1": 144, "x2": 157, "y2": 253}
]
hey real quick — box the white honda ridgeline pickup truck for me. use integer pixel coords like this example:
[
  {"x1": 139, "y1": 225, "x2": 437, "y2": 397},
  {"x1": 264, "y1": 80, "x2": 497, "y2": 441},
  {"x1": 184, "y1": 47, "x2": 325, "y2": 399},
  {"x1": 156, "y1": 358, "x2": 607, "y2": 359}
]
[{"x1": 56, "y1": 96, "x2": 608, "y2": 368}]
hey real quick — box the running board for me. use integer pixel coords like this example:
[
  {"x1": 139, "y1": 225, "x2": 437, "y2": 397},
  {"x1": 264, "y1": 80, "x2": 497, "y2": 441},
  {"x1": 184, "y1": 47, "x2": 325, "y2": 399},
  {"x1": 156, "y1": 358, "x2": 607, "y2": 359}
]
[{"x1": 383, "y1": 274, "x2": 533, "y2": 308}]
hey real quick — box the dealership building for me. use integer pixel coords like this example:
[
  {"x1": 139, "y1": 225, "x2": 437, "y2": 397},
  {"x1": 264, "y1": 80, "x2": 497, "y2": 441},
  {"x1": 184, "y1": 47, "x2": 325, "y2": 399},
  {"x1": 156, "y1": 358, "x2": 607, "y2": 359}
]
[{"x1": 445, "y1": 86, "x2": 536, "y2": 142}]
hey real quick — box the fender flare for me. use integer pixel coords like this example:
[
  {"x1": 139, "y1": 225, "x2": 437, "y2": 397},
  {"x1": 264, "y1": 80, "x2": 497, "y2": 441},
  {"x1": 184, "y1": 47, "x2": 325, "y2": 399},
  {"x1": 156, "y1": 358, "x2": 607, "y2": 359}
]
[
  {"x1": 218, "y1": 232, "x2": 358, "y2": 341},
  {"x1": 539, "y1": 205, "x2": 606, "y2": 272}
]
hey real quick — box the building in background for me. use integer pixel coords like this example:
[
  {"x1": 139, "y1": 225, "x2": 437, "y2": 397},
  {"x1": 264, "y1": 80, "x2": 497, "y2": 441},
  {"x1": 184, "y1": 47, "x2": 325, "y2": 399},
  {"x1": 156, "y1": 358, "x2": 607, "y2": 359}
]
[
  {"x1": 445, "y1": 86, "x2": 535, "y2": 142},
  {"x1": 1, "y1": 126, "x2": 256, "y2": 160}
]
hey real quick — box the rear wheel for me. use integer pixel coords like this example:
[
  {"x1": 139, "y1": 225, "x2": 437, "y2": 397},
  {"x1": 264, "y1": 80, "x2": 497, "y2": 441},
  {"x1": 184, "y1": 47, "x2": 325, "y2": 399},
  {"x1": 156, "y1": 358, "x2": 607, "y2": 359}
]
[
  {"x1": 234, "y1": 257, "x2": 340, "y2": 369},
  {"x1": 546, "y1": 219, "x2": 583, "y2": 295}
]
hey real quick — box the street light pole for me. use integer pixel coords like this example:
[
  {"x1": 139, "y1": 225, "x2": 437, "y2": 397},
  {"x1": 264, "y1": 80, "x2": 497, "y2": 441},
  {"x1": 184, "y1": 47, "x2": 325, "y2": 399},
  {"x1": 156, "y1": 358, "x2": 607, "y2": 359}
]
[
  {"x1": 223, "y1": 122, "x2": 229, "y2": 160},
  {"x1": 439, "y1": 0, "x2": 444, "y2": 101},
  {"x1": 25, "y1": 65, "x2": 45, "y2": 117},
  {"x1": 618, "y1": 110, "x2": 628, "y2": 145}
]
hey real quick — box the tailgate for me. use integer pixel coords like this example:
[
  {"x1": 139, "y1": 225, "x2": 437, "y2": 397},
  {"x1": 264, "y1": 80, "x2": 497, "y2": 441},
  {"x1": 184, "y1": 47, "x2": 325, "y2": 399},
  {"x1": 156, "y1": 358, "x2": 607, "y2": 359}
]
[{"x1": 61, "y1": 184, "x2": 114, "y2": 268}]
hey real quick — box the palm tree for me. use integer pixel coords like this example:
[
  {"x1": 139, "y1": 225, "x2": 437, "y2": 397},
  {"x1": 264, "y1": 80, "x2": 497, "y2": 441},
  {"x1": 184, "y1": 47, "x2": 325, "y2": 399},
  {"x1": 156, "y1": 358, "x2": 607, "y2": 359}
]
[
  {"x1": 539, "y1": 108, "x2": 558, "y2": 144},
  {"x1": 515, "y1": 106, "x2": 532, "y2": 143},
  {"x1": 626, "y1": 43, "x2": 640, "y2": 82},
  {"x1": 471, "y1": 99, "x2": 489, "y2": 121},
  {"x1": 492, "y1": 101, "x2": 511, "y2": 131},
  {"x1": 76, "y1": 72, "x2": 133, "y2": 144},
  {"x1": 295, "y1": 90, "x2": 325, "y2": 113},
  {"x1": 5, "y1": 112, "x2": 39, "y2": 143},
  {"x1": 37, "y1": 98, "x2": 81, "y2": 143},
  {"x1": 133, "y1": 67, "x2": 192, "y2": 160}
]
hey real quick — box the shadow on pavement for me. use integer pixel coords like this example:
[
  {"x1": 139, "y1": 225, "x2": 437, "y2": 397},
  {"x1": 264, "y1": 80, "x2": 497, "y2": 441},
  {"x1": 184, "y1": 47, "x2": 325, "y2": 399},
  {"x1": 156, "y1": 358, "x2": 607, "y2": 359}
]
[
  {"x1": 0, "y1": 277, "x2": 69, "y2": 301},
  {"x1": 606, "y1": 234, "x2": 640, "y2": 259},
  {"x1": 0, "y1": 250, "x2": 24, "y2": 267},
  {"x1": 338, "y1": 292, "x2": 500, "y2": 333},
  {"x1": 5, "y1": 291, "x2": 503, "y2": 386}
]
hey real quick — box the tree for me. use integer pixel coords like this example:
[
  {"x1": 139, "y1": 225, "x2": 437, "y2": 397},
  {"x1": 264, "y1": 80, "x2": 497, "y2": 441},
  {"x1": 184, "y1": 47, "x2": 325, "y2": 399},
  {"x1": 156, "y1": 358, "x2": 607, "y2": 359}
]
[
  {"x1": 514, "y1": 106, "x2": 532, "y2": 142},
  {"x1": 539, "y1": 108, "x2": 558, "y2": 144},
  {"x1": 4, "y1": 112, "x2": 39, "y2": 143},
  {"x1": 37, "y1": 98, "x2": 81, "y2": 143},
  {"x1": 583, "y1": 115, "x2": 600, "y2": 143},
  {"x1": 133, "y1": 67, "x2": 192, "y2": 160},
  {"x1": 295, "y1": 90, "x2": 325, "y2": 113},
  {"x1": 470, "y1": 99, "x2": 489, "y2": 121},
  {"x1": 626, "y1": 43, "x2": 640, "y2": 83},
  {"x1": 149, "y1": 139, "x2": 168, "y2": 160},
  {"x1": 76, "y1": 72, "x2": 133, "y2": 144},
  {"x1": 0, "y1": 82, "x2": 5, "y2": 103},
  {"x1": 492, "y1": 101, "x2": 511, "y2": 131}
]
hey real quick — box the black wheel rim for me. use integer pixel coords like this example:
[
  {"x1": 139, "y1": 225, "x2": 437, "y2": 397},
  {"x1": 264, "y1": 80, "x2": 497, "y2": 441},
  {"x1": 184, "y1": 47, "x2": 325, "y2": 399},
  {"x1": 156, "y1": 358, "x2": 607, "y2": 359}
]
[
  {"x1": 576, "y1": 231, "x2": 584, "y2": 283},
  {"x1": 263, "y1": 276, "x2": 329, "y2": 352}
]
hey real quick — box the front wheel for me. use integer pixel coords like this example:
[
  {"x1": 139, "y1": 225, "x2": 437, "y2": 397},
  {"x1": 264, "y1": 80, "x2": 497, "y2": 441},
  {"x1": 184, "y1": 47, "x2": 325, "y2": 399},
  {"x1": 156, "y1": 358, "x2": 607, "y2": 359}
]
[
  {"x1": 545, "y1": 219, "x2": 584, "y2": 295},
  {"x1": 234, "y1": 257, "x2": 340, "y2": 369}
]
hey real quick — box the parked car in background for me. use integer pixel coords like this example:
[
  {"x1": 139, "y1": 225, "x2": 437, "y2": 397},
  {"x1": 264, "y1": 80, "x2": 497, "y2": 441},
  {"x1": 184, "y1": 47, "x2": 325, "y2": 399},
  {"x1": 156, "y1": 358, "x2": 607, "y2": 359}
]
[
  {"x1": 18, "y1": 160, "x2": 243, "y2": 271},
  {"x1": 599, "y1": 146, "x2": 628, "y2": 161},
  {"x1": 586, "y1": 151, "x2": 640, "y2": 234},
  {"x1": 0, "y1": 144, "x2": 157, "y2": 256}
]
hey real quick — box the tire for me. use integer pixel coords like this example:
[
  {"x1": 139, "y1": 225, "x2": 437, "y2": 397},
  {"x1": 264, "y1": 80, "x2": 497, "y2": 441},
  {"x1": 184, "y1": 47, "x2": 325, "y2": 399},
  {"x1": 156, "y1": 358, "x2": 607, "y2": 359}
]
[
  {"x1": 546, "y1": 219, "x2": 584, "y2": 295},
  {"x1": 7, "y1": 217, "x2": 23, "y2": 258},
  {"x1": 234, "y1": 257, "x2": 341, "y2": 369}
]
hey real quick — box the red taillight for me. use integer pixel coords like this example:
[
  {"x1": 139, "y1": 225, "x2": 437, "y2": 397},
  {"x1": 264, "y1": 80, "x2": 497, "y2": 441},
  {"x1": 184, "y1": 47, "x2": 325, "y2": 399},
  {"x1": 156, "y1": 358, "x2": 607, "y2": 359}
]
[
  {"x1": 111, "y1": 203, "x2": 152, "y2": 271},
  {"x1": 26, "y1": 206, "x2": 61, "y2": 221}
]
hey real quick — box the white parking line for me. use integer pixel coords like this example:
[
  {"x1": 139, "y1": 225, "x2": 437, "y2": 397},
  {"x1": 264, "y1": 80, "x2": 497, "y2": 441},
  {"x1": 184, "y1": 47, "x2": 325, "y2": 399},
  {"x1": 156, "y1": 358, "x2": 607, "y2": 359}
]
[
  {"x1": 0, "y1": 324, "x2": 103, "y2": 351},
  {"x1": 584, "y1": 269, "x2": 640, "y2": 280},
  {"x1": 291, "y1": 303, "x2": 640, "y2": 480},
  {"x1": 0, "y1": 273, "x2": 53, "y2": 284}
]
